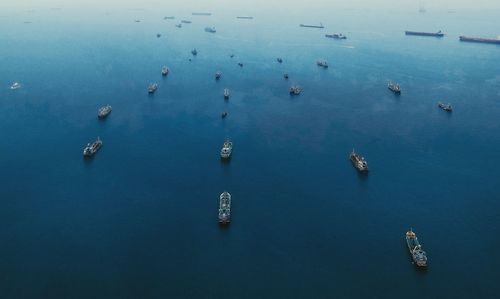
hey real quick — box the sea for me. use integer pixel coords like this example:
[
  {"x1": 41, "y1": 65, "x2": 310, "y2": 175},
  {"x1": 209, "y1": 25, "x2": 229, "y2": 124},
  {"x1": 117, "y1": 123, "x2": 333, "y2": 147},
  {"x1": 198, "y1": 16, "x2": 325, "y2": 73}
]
[{"x1": 1, "y1": 3, "x2": 500, "y2": 298}]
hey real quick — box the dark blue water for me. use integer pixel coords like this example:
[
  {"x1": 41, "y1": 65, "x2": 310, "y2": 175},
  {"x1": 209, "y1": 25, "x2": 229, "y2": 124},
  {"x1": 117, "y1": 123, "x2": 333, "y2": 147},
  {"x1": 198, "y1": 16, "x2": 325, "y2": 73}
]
[{"x1": 1, "y1": 5, "x2": 500, "y2": 298}]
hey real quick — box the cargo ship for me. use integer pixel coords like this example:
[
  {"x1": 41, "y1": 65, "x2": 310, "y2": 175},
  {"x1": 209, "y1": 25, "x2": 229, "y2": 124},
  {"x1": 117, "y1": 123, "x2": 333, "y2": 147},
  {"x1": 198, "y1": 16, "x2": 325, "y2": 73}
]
[
  {"x1": 405, "y1": 30, "x2": 444, "y2": 37},
  {"x1": 405, "y1": 229, "x2": 428, "y2": 268},
  {"x1": 459, "y1": 36, "x2": 500, "y2": 45},
  {"x1": 218, "y1": 191, "x2": 231, "y2": 224},
  {"x1": 300, "y1": 23, "x2": 324, "y2": 29}
]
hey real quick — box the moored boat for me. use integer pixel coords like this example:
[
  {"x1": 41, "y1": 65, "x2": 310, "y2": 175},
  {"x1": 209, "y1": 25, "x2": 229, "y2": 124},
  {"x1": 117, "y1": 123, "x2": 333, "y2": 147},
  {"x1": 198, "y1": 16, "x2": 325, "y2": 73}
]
[
  {"x1": 215, "y1": 71, "x2": 222, "y2": 80},
  {"x1": 220, "y1": 139, "x2": 233, "y2": 159},
  {"x1": 175, "y1": 23, "x2": 182, "y2": 28},
  {"x1": 218, "y1": 191, "x2": 231, "y2": 224},
  {"x1": 350, "y1": 149, "x2": 368, "y2": 172},
  {"x1": 224, "y1": 88, "x2": 230, "y2": 99},
  {"x1": 289, "y1": 85, "x2": 302, "y2": 95},
  {"x1": 277, "y1": 57, "x2": 283, "y2": 63},
  {"x1": 148, "y1": 83, "x2": 158, "y2": 94},
  {"x1": 438, "y1": 102, "x2": 452, "y2": 112},
  {"x1": 317, "y1": 60, "x2": 328, "y2": 68},
  {"x1": 83, "y1": 137, "x2": 102, "y2": 157},
  {"x1": 406, "y1": 229, "x2": 428, "y2": 268},
  {"x1": 205, "y1": 27, "x2": 216, "y2": 33},
  {"x1": 388, "y1": 82, "x2": 401, "y2": 94},
  {"x1": 191, "y1": 48, "x2": 198, "y2": 56},
  {"x1": 10, "y1": 82, "x2": 21, "y2": 90},
  {"x1": 325, "y1": 33, "x2": 347, "y2": 39},
  {"x1": 221, "y1": 111, "x2": 228, "y2": 118},
  {"x1": 161, "y1": 66, "x2": 169, "y2": 76},
  {"x1": 98, "y1": 105, "x2": 112, "y2": 119}
]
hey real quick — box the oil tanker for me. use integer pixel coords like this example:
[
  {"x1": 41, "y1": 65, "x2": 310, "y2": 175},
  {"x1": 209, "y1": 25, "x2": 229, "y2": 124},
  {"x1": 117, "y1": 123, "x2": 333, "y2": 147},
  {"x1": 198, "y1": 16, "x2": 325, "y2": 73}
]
[
  {"x1": 405, "y1": 30, "x2": 444, "y2": 37},
  {"x1": 459, "y1": 36, "x2": 500, "y2": 45}
]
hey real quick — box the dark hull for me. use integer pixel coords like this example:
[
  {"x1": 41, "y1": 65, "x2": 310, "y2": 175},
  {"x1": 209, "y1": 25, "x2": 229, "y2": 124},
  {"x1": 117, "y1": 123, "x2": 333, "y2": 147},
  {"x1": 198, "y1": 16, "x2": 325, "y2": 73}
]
[
  {"x1": 300, "y1": 24, "x2": 324, "y2": 29},
  {"x1": 192, "y1": 12, "x2": 211, "y2": 16},
  {"x1": 405, "y1": 31, "x2": 444, "y2": 37},
  {"x1": 459, "y1": 36, "x2": 500, "y2": 44}
]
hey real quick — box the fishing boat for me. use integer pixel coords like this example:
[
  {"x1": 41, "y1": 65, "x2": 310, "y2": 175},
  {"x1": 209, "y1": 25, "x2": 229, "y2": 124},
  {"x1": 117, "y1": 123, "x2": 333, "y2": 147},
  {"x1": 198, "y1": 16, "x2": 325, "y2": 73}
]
[
  {"x1": 191, "y1": 48, "x2": 198, "y2": 56},
  {"x1": 148, "y1": 83, "x2": 158, "y2": 94},
  {"x1": 406, "y1": 229, "x2": 428, "y2": 268},
  {"x1": 388, "y1": 82, "x2": 401, "y2": 94},
  {"x1": 325, "y1": 33, "x2": 347, "y2": 39},
  {"x1": 10, "y1": 82, "x2": 21, "y2": 90},
  {"x1": 204, "y1": 27, "x2": 216, "y2": 33},
  {"x1": 224, "y1": 88, "x2": 230, "y2": 99},
  {"x1": 215, "y1": 71, "x2": 222, "y2": 80},
  {"x1": 221, "y1": 111, "x2": 228, "y2": 118},
  {"x1": 277, "y1": 57, "x2": 283, "y2": 63},
  {"x1": 289, "y1": 85, "x2": 302, "y2": 95},
  {"x1": 161, "y1": 66, "x2": 169, "y2": 76},
  {"x1": 317, "y1": 60, "x2": 329, "y2": 68},
  {"x1": 218, "y1": 191, "x2": 231, "y2": 224}
]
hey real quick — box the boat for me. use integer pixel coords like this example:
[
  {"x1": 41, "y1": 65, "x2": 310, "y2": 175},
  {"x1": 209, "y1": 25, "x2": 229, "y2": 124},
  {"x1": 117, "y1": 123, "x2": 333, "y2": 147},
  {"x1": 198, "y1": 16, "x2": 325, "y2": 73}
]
[
  {"x1": 325, "y1": 33, "x2": 347, "y2": 39},
  {"x1": 161, "y1": 66, "x2": 169, "y2": 76},
  {"x1": 10, "y1": 82, "x2": 21, "y2": 90},
  {"x1": 181, "y1": 20, "x2": 192, "y2": 24},
  {"x1": 220, "y1": 139, "x2": 233, "y2": 159},
  {"x1": 405, "y1": 30, "x2": 444, "y2": 37},
  {"x1": 204, "y1": 27, "x2": 216, "y2": 33},
  {"x1": 148, "y1": 83, "x2": 158, "y2": 94},
  {"x1": 350, "y1": 149, "x2": 368, "y2": 172},
  {"x1": 98, "y1": 105, "x2": 112, "y2": 119},
  {"x1": 83, "y1": 137, "x2": 102, "y2": 157},
  {"x1": 164, "y1": 16, "x2": 175, "y2": 20},
  {"x1": 289, "y1": 85, "x2": 302, "y2": 95},
  {"x1": 191, "y1": 48, "x2": 198, "y2": 56},
  {"x1": 459, "y1": 36, "x2": 500, "y2": 45},
  {"x1": 230, "y1": 54, "x2": 235, "y2": 58},
  {"x1": 237, "y1": 16, "x2": 254, "y2": 19},
  {"x1": 277, "y1": 57, "x2": 283, "y2": 63},
  {"x1": 300, "y1": 23, "x2": 324, "y2": 29},
  {"x1": 388, "y1": 82, "x2": 401, "y2": 94},
  {"x1": 218, "y1": 191, "x2": 231, "y2": 224},
  {"x1": 215, "y1": 71, "x2": 222, "y2": 80},
  {"x1": 221, "y1": 111, "x2": 228, "y2": 118},
  {"x1": 317, "y1": 60, "x2": 328, "y2": 68},
  {"x1": 156, "y1": 33, "x2": 161, "y2": 38},
  {"x1": 134, "y1": 20, "x2": 141, "y2": 23},
  {"x1": 438, "y1": 102, "x2": 452, "y2": 112},
  {"x1": 406, "y1": 229, "x2": 428, "y2": 268},
  {"x1": 175, "y1": 23, "x2": 182, "y2": 28},
  {"x1": 224, "y1": 88, "x2": 230, "y2": 99},
  {"x1": 192, "y1": 12, "x2": 212, "y2": 16},
  {"x1": 238, "y1": 62, "x2": 243, "y2": 67},
  {"x1": 284, "y1": 73, "x2": 289, "y2": 79}
]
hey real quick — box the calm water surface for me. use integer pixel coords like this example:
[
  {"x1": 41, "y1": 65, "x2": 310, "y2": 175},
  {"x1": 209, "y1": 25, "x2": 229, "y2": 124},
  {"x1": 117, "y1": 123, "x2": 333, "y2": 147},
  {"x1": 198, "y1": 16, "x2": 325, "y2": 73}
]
[{"x1": 1, "y1": 5, "x2": 499, "y2": 299}]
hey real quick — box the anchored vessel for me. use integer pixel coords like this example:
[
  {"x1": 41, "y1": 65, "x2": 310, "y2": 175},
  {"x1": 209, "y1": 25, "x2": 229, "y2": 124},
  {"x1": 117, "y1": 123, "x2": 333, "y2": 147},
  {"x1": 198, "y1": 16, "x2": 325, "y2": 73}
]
[
  {"x1": 148, "y1": 83, "x2": 158, "y2": 94},
  {"x1": 325, "y1": 33, "x2": 347, "y2": 39},
  {"x1": 317, "y1": 60, "x2": 329, "y2": 68},
  {"x1": 388, "y1": 82, "x2": 401, "y2": 94},
  {"x1": 215, "y1": 71, "x2": 222, "y2": 80},
  {"x1": 221, "y1": 111, "x2": 228, "y2": 118},
  {"x1": 83, "y1": 137, "x2": 102, "y2": 157},
  {"x1": 459, "y1": 36, "x2": 500, "y2": 45},
  {"x1": 405, "y1": 30, "x2": 444, "y2": 37},
  {"x1": 164, "y1": 16, "x2": 175, "y2": 20},
  {"x1": 10, "y1": 82, "x2": 21, "y2": 90},
  {"x1": 277, "y1": 57, "x2": 283, "y2": 63},
  {"x1": 224, "y1": 88, "x2": 230, "y2": 99},
  {"x1": 98, "y1": 105, "x2": 112, "y2": 119},
  {"x1": 161, "y1": 66, "x2": 169, "y2": 76},
  {"x1": 300, "y1": 23, "x2": 324, "y2": 29},
  {"x1": 175, "y1": 23, "x2": 182, "y2": 28},
  {"x1": 406, "y1": 229, "x2": 428, "y2": 267},
  {"x1": 238, "y1": 62, "x2": 243, "y2": 67},
  {"x1": 156, "y1": 33, "x2": 161, "y2": 38},
  {"x1": 220, "y1": 139, "x2": 233, "y2": 159},
  {"x1": 191, "y1": 48, "x2": 198, "y2": 56},
  {"x1": 205, "y1": 27, "x2": 216, "y2": 33},
  {"x1": 289, "y1": 85, "x2": 302, "y2": 95},
  {"x1": 350, "y1": 149, "x2": 368, "y2": 172},
  {"x1": 181, "y1": 20, "x2": 192, "y2": 24},
  {"x1": 237, "y1": 16, "x2": 254, "y2": 19},
  {"x1": 218, "y1": 191, "x2": 231, "y2": 224},
  {"x1": 192, "y1": 12, "x2": 212, "y2": 16},
  {"x1": 284, "y1": 73, "x2": 289, "y2": 79},
  {"x1": 438, "y1": 102, "x2": 452, "y2": 112}
]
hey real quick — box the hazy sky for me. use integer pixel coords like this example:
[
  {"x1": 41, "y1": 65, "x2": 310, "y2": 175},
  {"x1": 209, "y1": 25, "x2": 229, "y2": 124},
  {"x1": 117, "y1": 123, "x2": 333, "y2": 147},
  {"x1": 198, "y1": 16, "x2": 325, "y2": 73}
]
[{"x1": 2, "y1": 0, "x2": 500, "y2": 11}]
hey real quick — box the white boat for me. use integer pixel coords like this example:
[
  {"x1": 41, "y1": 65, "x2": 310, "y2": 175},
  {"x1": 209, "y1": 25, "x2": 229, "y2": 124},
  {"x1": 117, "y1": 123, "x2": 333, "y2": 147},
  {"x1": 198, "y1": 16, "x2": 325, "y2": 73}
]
[
  {"x1": 220, "y1": 139, "x2": 233, "y2": 159},
  {"x1": 10, "y1": 82, "x2": 21, "y2": 90},
  {"x1": 218, "y1": 191, "x2": 231, "y2": 224},
  {"x1": 98, "y1": 105, "x2": 112, "y2": 119},
  {"x1": 224, "y1": 88, "x2": 230, "y2": 99}
]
